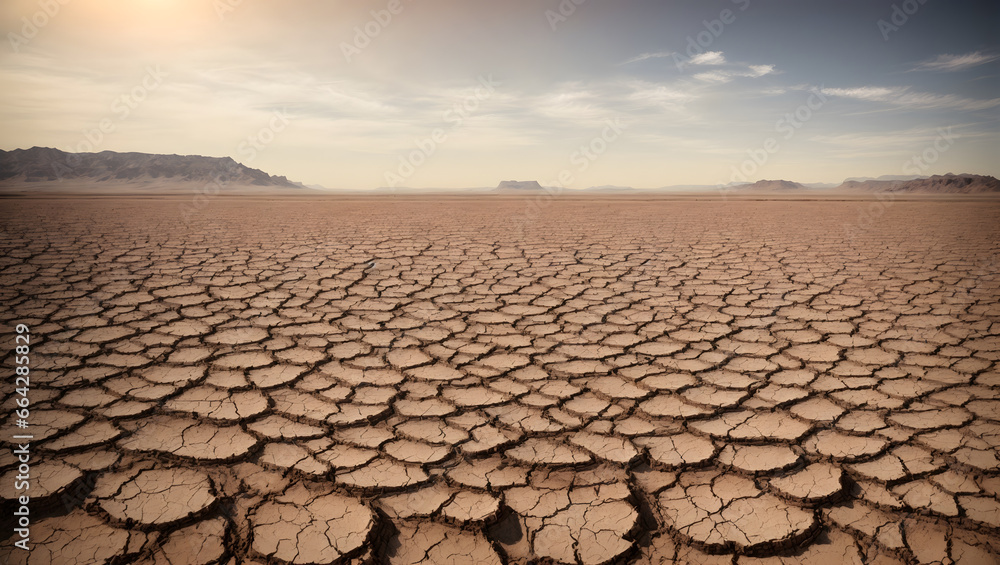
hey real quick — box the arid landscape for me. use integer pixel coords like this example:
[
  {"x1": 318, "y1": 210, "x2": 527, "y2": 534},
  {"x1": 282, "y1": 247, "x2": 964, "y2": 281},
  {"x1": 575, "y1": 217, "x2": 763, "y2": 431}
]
[
  {"x1": 1, "y1": 194, "x2": 998, "y2": 564},
  {"x1": 2, "y1": 1, "x2": 999, "y2": 563}
]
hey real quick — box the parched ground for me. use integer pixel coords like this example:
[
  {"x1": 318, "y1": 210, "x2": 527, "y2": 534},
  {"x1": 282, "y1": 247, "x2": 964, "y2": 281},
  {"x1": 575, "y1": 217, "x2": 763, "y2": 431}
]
[{"x1": 0, "y1": 195, "x2": 998, "y2": 565}]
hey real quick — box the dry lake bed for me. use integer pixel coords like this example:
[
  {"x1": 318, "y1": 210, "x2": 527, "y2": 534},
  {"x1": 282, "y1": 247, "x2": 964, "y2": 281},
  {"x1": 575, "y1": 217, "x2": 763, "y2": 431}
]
[{"x1": 1, "y1": 195, "x2": 998, "y2": 564}]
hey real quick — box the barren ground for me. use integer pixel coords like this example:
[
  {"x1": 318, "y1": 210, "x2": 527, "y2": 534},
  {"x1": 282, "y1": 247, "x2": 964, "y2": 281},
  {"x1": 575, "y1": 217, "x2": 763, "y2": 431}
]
[{"x1": 1, "y1": 196, "x2": 998, "y2": 565}]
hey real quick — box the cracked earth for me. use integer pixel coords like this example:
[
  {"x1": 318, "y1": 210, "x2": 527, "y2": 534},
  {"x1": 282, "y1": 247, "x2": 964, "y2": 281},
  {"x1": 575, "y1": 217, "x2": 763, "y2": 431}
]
[{"x1": 0, "y1": 196, "x2": 998, "y2": 564}]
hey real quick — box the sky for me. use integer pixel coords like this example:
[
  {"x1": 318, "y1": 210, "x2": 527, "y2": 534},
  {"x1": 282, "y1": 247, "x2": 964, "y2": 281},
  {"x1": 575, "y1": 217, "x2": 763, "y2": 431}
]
[{"x1": 1, "y1": 0, "x2": 998, "y2": 189}]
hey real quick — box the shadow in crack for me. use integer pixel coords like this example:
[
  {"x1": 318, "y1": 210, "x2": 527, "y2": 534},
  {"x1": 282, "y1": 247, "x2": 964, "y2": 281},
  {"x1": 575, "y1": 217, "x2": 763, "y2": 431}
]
[{"x1": 487, "y1": 510, "x2": 525, "y2": 545}]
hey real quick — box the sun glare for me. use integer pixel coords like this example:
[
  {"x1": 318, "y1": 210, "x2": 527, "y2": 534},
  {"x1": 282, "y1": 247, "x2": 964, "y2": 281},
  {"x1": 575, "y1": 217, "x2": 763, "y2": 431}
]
[{"x1": 72, "y1": 0, "x2": 217, "y2": 43}]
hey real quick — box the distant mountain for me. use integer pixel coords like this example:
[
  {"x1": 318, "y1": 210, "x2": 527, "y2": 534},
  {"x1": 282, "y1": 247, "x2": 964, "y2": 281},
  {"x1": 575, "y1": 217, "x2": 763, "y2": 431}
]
[
  {"x1": 584, "y1": 185, "x2": 634, "y2": 191},
  {"x1": 837, "y1": 174, "x2": 1000, "y2": 193},
  {"x1": 0, "y1": 147, "x2": 300, "y2": 187},
  {"x1": 843, "y1": 174, "x2": 927, "y2": 183},
  {"x1": 496, "y1": 180, "x2": 543, "y2": 191},
  {"x1": 652, "y1": 183, "x2": 744, "y2": 191},
  {"x1": 735, "y1": 179, "x2": 809, "y2": 191}
]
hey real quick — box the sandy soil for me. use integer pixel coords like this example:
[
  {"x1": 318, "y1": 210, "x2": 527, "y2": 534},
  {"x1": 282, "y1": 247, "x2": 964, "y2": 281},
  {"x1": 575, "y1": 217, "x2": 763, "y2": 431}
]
[{"x1": 0, "y1": 195, "x2": 998, "y2": 564}]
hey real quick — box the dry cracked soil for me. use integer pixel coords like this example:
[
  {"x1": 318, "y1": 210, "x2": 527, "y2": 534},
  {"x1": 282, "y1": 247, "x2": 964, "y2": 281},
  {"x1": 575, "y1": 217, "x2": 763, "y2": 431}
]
[{"x1": 0, "y1": 195, "x2": 998, "y2": 565}]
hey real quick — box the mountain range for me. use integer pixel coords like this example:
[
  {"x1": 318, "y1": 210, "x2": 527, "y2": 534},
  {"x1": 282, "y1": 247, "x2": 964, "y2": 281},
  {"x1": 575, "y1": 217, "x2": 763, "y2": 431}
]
[
  {"x1": 496, "y1": 180, "x2": 544, "y2": 191},
  {"x1": 2, "y1": 148, "x2": 999, "y2": 194},
  {"x1": 686, "y1": 175, "x2": 1000, "y2": 194},
  {"x1": 0, "y1": 147, "x2": 300, "y2": 188},
  {"x1": 730, "y1": 179, "x2": 809, "y2": 192},
  {"x1": 837, "y1": 174, "x2": 1000, "y2": 194}
]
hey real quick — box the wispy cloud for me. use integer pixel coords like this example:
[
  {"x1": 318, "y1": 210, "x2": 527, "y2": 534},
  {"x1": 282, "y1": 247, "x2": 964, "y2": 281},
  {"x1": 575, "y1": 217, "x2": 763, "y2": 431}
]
[
  {"x1": 694, "y1": 64, "x2": 775, "y2": 84},
  {"x1": 807, "y1": 125, "x2": 997, "y2": 160},
  {"x1": 909, "y1": 51, "x2": 1000, "y2": 72},
  {"x1": 689, "y1": 51, "x2": 726, "y2": 66},
  {"x1": 620, "y1": 51, "x2": 674, "y2": 65},
  {"x1": 623, "y1": 80, "x2": 694, "y2": 112},
  {"x1": 820, "y1": 85, "x2": 1000, "y2": 111},
  {"x1": 748, "y1": 65, "x2": 776, "y2": 76},
  {"x1": 811, "y1": 127, "x2": 957, "y2": 149}
]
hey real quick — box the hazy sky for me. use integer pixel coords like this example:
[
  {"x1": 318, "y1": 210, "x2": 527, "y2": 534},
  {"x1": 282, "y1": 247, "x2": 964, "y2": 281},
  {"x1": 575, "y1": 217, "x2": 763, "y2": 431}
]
[{"x1": 2, "y1": 0, "x2": 998, "y2": 188}]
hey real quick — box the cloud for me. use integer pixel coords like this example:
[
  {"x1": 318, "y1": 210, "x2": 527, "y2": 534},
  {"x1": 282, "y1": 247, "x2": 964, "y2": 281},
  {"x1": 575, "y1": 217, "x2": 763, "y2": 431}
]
[
  {"x1": 620, "y1": 51, "x2": 674, "y2": 65},
  {"x1": 619, "y1": 50, "x2": 726, "y2": 68},
  {"x1": 624, "y1": 80, "x2": 694, "y2": 111},
  {"x1": 689, "y1": 51, "x2": 726, "y2": 66},
  {"x1": 692, "y1": 71, "x2": 730, "y2": 83},
  {"x1": 909, "y1": 51, "x2": 1000, "y2": 72},
  {"x1": 820, "y1": 85, "x2": 1000, "y2": 111},
  {"x1": 808, "y1": 125, "x2": 997, "y2": 160},
  {"x1": 811, "y1": 126, "x2": 959, "y2": 149},
  {"x1": 693, "y1": 63, "x2": 775, "y2": 83}
]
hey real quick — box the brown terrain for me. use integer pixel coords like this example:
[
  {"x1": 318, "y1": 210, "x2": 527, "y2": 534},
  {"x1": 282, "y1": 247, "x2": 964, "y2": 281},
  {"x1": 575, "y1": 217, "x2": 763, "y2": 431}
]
[{"x1": 1, "y1": 194, "x2": 999, "y2": 565}]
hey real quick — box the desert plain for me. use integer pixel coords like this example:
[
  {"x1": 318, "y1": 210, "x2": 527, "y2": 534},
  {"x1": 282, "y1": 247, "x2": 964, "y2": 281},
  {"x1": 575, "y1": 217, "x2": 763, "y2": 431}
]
[{"x1": 1, "y1": 194, "x2": 999, "y2": 565}]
